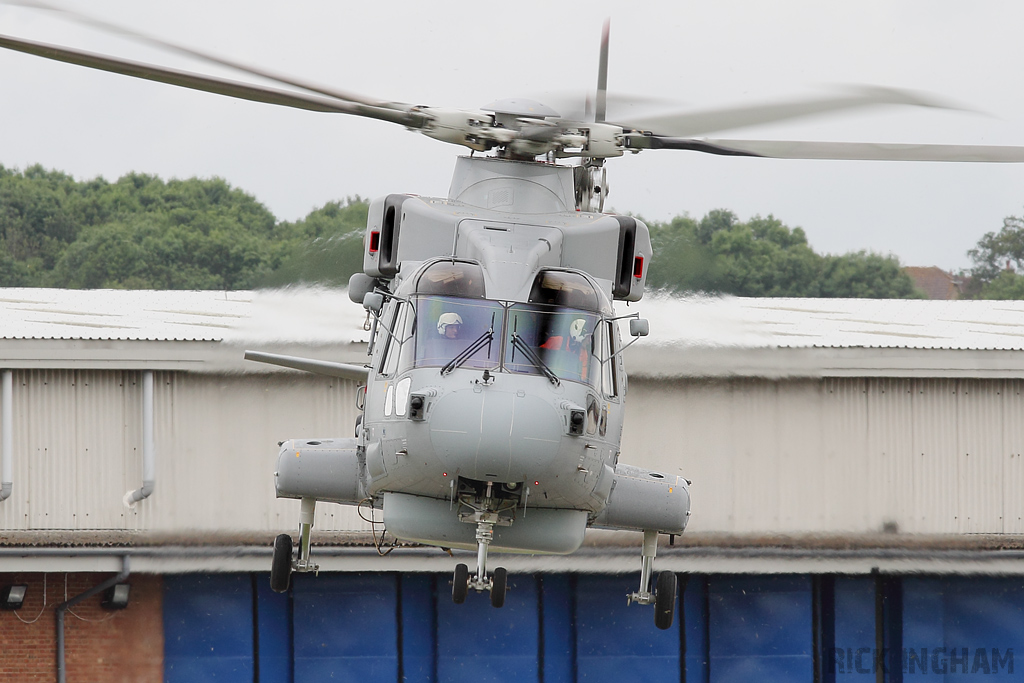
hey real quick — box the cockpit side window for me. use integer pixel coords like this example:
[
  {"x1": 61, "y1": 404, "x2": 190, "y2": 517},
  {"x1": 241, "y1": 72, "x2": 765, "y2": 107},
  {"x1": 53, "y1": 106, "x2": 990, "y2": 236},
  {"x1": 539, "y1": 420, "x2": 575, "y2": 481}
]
[
  {"x1": 415, "y1": 261, "x2": 486, "y2": 299},
  {"x1": 378, "y1": 301, "x2": 408, "y2": 377},
  {"x1": 598, "y1": 321, "x2": 618, "y2": 398},
  {"x1": 528, "y1": 270, "x2": 600, "y2": 312}
]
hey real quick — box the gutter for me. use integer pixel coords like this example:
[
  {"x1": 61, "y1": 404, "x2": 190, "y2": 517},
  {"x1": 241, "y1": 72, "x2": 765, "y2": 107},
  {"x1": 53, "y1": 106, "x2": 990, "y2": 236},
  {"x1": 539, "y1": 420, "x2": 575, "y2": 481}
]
[{"x1": 3, "y1": 545, "x2": 1024, "y2": 576}]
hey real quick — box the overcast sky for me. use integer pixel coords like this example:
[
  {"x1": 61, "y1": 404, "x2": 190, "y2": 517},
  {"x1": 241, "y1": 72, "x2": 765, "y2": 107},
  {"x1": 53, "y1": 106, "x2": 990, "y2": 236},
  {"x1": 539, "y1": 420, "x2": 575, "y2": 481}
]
[{"x1": 1, "y1": 1, "x2": 1023, "y2": 272}]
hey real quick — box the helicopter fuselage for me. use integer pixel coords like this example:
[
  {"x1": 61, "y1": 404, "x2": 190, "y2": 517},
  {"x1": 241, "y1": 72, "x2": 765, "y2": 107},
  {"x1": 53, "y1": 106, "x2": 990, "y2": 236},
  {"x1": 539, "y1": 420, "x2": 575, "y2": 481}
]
[{"x1": 271, "y1": 156, "x2": 689, "y2": 557}]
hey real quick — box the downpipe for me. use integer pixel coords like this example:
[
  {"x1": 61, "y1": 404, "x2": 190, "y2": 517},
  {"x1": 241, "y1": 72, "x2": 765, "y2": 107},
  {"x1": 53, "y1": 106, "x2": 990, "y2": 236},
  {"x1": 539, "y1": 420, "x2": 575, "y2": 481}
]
[
  {"x1": 56, "y1": 555, "x2": 131, "y2": 683},
  {"x1": 124, "y1": 371, "x2": 155, "y2": 507},
  {"x1": 0, "y1": 370, "x2": 11, "y2": 502}
]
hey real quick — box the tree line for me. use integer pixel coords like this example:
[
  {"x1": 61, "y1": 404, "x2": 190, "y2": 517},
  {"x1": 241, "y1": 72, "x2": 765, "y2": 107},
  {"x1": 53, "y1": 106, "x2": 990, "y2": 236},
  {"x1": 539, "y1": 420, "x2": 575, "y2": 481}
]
[
  {"x1": 0, "y1": 165, "x2": 365, "y2": 290},
  {"x1": 0, "y1": 164, "x2": 1021, "y2": 298}
]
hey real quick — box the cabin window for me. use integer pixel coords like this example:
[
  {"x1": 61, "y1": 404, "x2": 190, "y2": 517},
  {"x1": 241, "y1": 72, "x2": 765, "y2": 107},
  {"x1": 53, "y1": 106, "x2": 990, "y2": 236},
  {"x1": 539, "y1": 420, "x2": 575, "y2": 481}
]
[
  {"x1": 505, "y1": 303, "x2": 601, "y2": 387},
  {"x1": 586, "y1": 394, "x2": 599, "y2": 435},
  {"x1": 415, "y1": 261, "x2": 486, "y2": 298},
  {"x1": 528, "y1": 270, "x2": 600, "y2": 312},
  {"x1": 414, "y1": 296, "x2": 504, "y2": 370}
]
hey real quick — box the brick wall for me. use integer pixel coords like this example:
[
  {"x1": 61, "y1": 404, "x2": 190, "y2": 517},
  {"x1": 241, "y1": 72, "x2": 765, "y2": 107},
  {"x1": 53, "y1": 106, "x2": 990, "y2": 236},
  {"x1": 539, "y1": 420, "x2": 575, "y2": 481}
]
[{"x1": 0, "y1": 572, "x2": 163, "y2": 682}]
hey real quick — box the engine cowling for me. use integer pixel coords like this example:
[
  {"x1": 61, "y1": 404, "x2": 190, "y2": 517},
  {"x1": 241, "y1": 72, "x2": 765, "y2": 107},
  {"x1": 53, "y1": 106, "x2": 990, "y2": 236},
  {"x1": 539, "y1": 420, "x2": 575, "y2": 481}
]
[
  {"x1": 275, "y1": 438, "x2": 365, "y2": 505},
  {"x1": 590, "y1": 464, "x2": 690, "y2": 534}
]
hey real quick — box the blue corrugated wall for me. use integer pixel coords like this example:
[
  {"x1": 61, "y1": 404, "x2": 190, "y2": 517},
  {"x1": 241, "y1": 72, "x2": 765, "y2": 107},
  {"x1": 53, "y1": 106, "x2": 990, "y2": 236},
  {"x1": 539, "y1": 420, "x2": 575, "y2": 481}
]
[{"x1": 163, "y1": 572, "x2": 1024, "y2": 682}]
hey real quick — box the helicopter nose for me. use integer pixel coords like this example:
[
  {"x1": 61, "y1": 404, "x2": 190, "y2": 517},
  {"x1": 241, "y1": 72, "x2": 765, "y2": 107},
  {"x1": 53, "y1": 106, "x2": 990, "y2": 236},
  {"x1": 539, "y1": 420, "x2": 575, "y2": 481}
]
[{"x1": 428, "y1": 387, "x2": 563, "y2": 481}]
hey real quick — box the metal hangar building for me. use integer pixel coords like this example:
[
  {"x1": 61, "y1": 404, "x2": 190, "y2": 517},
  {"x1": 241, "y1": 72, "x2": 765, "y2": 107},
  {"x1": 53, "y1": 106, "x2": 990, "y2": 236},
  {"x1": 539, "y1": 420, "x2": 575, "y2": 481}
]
[{"x1": 0, "y1": 288, "x2": 1022, "y2": 682}]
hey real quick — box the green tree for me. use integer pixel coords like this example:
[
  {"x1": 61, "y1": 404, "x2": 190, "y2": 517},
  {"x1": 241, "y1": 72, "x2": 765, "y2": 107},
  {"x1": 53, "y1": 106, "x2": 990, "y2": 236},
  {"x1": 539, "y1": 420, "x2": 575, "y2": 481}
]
[
  {"x1": 974, "y1": 270, "x2": 1024, "y2": 300},
  {"x1": 260, "y1": 198, "x2": 369, "y2": 287},
  {"x1": 644, "y1": 213, "x2": 721, "y2": 293},
  {"x1": 821, "y1": 251, "x2": 922, "y2": 298},
  {"x1": 708, "y1": 214, "x2": 821, "y2": 296},
  {"x1": 646, "y1": 210, "x2": 920, "y2": 298},
  {"x1": 967, "y1": 213, "x2": 1024, "y2": 299},
  {"x1": 0, "y1": 164, "x2": 83, "y2": 268}
]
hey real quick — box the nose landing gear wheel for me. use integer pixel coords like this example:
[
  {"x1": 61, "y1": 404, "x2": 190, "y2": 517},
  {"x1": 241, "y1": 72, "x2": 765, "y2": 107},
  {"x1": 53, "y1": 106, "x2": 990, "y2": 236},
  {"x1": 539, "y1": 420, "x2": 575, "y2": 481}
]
[
  {"x1": 452, "y1": 563, "x2": 470, "y2": 604},
  {"x1": 653, "y1": 571, "x2": 677, "y2": 630},
  {"x1": 270, "y1": 533, "x2": 293, "y2": 593},
  {"x1": 490, "y1": 567, "x2": 507, "y2": 608}
]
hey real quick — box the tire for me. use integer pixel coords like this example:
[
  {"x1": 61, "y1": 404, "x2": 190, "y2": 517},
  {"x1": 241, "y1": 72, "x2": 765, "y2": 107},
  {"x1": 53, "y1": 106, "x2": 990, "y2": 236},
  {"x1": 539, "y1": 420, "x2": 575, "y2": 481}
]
[
  {"x1": 452, "y1": 563, "x2": 470, "y2": 604},
  {"x1": 270, "y1": 533, "x2": 293, "y2": 593},
  {"x1": 490, "y1": 567, "x2": 507, "y2": 608},
  {"x1": 654, "y1": 571, "x2": 677, "y2": 630}
]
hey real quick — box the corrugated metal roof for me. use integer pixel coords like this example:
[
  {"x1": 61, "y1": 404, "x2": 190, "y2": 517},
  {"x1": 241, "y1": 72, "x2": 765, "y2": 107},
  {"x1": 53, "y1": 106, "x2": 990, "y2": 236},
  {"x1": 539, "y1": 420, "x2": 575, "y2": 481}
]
[
  {"x1": 2, "y1": 288, "x2": 1024, "y2": 352},
  {"x1": 632, "y1": 295, "x2": 1024, "y2": 351},
  {"x1": 0, "y1": 288, "x2": 368, "y2": 344}
]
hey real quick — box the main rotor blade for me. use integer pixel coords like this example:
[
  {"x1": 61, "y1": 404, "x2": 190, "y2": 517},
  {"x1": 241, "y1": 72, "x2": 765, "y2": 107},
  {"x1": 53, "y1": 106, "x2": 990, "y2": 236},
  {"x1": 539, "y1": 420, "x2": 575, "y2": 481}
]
[
  {"x1": 594, "y1": 19, "x2": 609, "y2": 123},
  {"x1": 613, "y1": 86, "x2": 960, "y2": 138},
  {"x1": 627, "y1": 135, "x2": 1024, "y2": 162},
  {"x1": 0, "y1": 33, "x2": 427, "y2": 128},
  {"x1": 4, "y1": 0, "x2": 403, "y2": 111}
]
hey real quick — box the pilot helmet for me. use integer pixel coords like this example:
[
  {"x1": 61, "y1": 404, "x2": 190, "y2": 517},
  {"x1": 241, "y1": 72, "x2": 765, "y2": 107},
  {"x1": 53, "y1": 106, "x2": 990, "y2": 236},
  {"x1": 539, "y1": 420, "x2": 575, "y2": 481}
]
[
  {"x1": 437, "y1": 312, "x2": 464, "y2": 336},
  {"x1": 569, "y1": 318, "x2": 588, "y2": 344}
]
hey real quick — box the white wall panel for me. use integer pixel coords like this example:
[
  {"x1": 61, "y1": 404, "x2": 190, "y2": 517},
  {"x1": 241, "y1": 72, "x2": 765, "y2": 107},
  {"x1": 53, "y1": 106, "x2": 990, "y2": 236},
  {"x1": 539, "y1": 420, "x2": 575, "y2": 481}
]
[
  {"x1": 25, "y1": 370, "x2": 78, "y2": 529},
  {"x1": 819, "y1": 378, "x2": 869, "y2": 532},
  {"x1": 865, "y1": 378, "x2": 916, "y2": 532},
  {"x1": 729, "y1": 381, "x2": 782, "y2": 532},
  {"x1": 622, "y1": 376, "x2": 1024, "y2": 535},
  {"x1": 956, "y1": 379, "x2": 1005, "y2": 533},
  {"x1": 1, "y1": 369, "x2": 1021, "y2": 538},
  {"x1": 1003, "y1": 380, "x2": 1024, "y2": 533},
  {"x1": 776, "y1": 381, "x2": 826, "y2": 531},
  {"x1": 910, "y1": 378, "x2": 960, "y2": 533}
]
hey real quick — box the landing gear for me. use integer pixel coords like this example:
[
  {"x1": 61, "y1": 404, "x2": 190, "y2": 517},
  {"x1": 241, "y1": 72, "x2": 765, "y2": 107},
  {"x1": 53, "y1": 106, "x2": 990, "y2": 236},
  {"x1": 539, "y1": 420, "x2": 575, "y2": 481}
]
[
  {"x1": 628, "y1": 529, "x2": 677, "y2": 630},
  {"x1": 270, "y1": 533, "x2": 293, "y2": 593},
  {"x1": 271, "y1": 497, "x2": 319, "y2": 593},
  {"x1": 449, "y1": 512, "x2": 510, "y2": 607},
  {"x1": 449, "y1": 479, "x2": 513, "y2": 607}
]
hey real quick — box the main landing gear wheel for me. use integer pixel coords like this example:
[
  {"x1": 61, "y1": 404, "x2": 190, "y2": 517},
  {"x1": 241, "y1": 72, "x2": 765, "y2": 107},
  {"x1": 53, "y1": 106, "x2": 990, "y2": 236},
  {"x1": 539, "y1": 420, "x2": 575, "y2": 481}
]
[
  {"x1": 270, "y1": 533, "x2": 293, "y2": 593},
  {"x1": 452, "y1": 563, "x2": 469, "y2": 604},
  {"x1": 490, "y1": 567, "x2": 508, "y2": 608},
  {"x1": 653, "y1": 571, "x2": 677, "y2": 630}
]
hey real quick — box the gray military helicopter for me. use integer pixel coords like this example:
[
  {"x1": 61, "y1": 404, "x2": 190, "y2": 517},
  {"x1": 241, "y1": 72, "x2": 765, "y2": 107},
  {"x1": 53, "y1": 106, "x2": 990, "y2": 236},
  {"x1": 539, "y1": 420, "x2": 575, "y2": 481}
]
[{"x1": 5, "y1": 3, "x2": 1024, "y2": 630}]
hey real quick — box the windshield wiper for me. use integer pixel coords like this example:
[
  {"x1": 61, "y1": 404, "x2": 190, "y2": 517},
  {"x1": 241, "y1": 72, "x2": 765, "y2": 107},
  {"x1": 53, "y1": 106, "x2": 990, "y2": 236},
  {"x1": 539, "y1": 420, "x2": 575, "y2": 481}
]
[
  {"x1": 441, "y1": 314, "x2": 495, "y2": 375},
  {"x1": 510, "y1": 333, "x2": 560, "y2": 386}
]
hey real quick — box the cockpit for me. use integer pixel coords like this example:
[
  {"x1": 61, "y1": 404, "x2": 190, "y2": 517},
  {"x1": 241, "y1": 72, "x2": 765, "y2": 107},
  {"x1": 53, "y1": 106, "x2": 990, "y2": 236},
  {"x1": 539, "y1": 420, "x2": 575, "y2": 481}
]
[{"x1": 377, "y1": 261, "x2": 618, "y2": 396}]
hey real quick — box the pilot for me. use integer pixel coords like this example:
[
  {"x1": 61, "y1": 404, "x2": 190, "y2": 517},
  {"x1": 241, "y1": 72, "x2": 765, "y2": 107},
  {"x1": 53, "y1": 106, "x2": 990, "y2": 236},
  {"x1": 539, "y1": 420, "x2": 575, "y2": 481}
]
[
  {"x1": 541, "y1": 317, "x2": 590, "y2": 378},
  {"x1": 437, "y1": 312, "x2": 464, "y2": 339}
]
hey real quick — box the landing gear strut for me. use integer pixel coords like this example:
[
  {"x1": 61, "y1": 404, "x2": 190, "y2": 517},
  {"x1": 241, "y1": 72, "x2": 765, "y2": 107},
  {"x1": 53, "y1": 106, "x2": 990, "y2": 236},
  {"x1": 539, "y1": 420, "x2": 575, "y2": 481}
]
[{"x1": 627, "y1": 529, "x2": 677, "y2": 630}]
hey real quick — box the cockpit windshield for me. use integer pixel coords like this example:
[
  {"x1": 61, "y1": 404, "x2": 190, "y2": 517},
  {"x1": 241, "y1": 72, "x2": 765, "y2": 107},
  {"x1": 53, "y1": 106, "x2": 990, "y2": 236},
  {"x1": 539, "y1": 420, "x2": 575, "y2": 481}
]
[
  {"x1": 414, "y1": 296, "x2": 504, "y2": 370},
  {"x1": 410, "y1": 269, "x2": 609, "y2": 388},
  {"x1": 505, "y1": 304, "x2": 601, "y2": 386}
]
